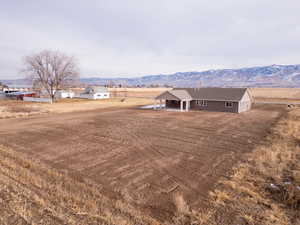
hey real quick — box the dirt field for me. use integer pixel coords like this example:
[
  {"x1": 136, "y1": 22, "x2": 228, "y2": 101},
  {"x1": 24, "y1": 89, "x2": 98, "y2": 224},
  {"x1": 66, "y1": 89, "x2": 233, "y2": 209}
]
[
  {"x1": 0, "y1": 145, "x2": 160, "y2": 225},
  {"x1": 0, "y1": 104, "x2": 286, "y2": 222}
]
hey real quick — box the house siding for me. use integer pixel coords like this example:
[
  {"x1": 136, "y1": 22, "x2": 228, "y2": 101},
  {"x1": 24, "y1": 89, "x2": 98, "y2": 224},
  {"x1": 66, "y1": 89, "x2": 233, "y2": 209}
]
[
  {"x1": 158, "y1": 88, "x2": 253, "y2": 113},
  {"x1": 190, "y1": 100, "x2": 239, "y2": 113},
  {"x1": 79, "y1": 92, "x2": 110, "y2": 100},
  {"x1": 238, "y1": 92, "x2": 252, "y2": 113}
]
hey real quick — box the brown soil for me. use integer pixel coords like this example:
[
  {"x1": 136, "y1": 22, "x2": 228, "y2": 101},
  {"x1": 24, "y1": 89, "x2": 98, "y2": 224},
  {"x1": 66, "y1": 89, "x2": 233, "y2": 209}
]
[
  {"x1": 0, "y1": 145, "x2": 160, "y2": 225},
  {"x1": 0, "y1": 104, "x2": 286, "y2": 222}
]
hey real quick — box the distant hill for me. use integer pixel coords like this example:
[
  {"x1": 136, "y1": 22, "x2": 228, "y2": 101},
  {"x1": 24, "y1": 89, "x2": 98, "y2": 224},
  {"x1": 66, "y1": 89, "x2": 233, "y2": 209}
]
[
  {"x1": 2, "y1": 64, "x2": 300, "y2": 88},
  {"x1": 81, "y1": 64, "x2": 300, "y2": 87}
]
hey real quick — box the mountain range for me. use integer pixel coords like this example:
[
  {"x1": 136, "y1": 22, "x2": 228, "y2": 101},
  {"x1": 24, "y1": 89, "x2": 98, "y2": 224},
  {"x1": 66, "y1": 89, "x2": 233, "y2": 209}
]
[
  {"x1": 2, "y1": 64, "x2": 300, "y2": 88},
  {"x1": 80, "y1": 64, "x2": 300, "y2": 87}
]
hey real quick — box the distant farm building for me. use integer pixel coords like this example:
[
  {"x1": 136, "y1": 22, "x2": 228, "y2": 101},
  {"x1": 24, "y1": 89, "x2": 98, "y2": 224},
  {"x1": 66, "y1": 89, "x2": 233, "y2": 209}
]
[
  {"x1": 55, "y1": 90, "x2": 75, "y2": 99},
  {"x1": 5, "y1": 91, "x2": 37, "y2": 100},
  {"x1": 79, "y1": 86, "x2": 110, "y2": 100},
  {"x1": 155, "y1": 88, "x2": 252, "y2": 113}
]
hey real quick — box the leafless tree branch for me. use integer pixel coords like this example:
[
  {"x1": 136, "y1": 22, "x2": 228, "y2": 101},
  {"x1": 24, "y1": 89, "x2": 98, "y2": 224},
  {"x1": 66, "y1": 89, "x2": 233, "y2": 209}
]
[{"x1": 23, "y1": 50, "x2": 80, "y2": 103}]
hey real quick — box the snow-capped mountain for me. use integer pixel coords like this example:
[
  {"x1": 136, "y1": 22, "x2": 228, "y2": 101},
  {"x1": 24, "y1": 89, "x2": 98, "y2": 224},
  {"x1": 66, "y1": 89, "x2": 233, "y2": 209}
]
[
  {"x1": 3, "y1": 64, "x2": 300, "y2": 88},
  {"x1": 81, "y1": 64, "x2": 300, "y2": 87}
]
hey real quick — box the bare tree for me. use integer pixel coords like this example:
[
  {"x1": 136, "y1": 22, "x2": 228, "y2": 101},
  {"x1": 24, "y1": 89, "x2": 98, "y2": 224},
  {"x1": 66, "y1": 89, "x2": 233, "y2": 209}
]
[{"x1": 23, "y1": 50, "x2": 80, "y2": 103}]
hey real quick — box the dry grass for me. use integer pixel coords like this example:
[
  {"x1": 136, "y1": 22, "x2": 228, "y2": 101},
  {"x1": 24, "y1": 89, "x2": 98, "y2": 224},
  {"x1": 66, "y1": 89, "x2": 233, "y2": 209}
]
[
  {"x1": 6, "y1": 105, "x2": 41, "y2": 113},
  {"x1": 0, "y1": 97, "x2": 154, "y2": 117},
  {"x1": 201, "y1": 108, "x2": 300, "y2": 225},
  {"x1": 44, "y1": 97, "x2": 154, "y2": 113},
  {"x1": 250, "y1": 88, "x2": 300, "y2": 99},
  {"x1": 0, "y1": 100, "x2": 47, "y2": 119},
  {"x1": 174, "y1": 194, "x2": 190, "y2": 215},
  {"x1": 0, "y1": 145, "x2": 161, "y2": 225}
]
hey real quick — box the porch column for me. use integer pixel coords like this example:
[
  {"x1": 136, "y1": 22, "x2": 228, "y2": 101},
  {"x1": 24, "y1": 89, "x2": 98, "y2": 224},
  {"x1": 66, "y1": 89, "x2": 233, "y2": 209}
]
[
  {"x1": 159, "y1": 99, "x2": 162, "y2": 110},
  {"x1": 186, "y1": 100, "x2": 189, "y2": 111},
  {"x1": 180, "y1": 100, "x2": 183, "y2": 112}
]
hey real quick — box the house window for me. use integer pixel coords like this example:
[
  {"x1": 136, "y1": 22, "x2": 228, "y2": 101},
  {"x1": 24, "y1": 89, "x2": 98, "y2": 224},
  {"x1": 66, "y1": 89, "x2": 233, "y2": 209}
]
[
  {"x1": 225, "y1": 101, "x2": 233, "y2": 108},
  {"x1": 196, "y1": 100, "x2": 207, "y2": 106}
]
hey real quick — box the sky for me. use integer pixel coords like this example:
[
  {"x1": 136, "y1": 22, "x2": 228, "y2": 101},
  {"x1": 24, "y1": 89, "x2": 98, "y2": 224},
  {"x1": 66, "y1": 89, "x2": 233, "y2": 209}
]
[{"x1": 1, "y1": 0, "x2": 300, "y2": 79}]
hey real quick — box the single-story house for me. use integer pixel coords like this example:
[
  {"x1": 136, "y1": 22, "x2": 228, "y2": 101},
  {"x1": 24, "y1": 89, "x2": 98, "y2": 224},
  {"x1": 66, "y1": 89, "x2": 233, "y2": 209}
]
[
  {"x1": 55, "y1": 90, "x2": 75, "y2": 99},
  {"x1": 79, "y1": 86, "x2": 110, "y2": 100},
  {"x1": 155, "y1": 88, "x2": 252, "y2": 113}
]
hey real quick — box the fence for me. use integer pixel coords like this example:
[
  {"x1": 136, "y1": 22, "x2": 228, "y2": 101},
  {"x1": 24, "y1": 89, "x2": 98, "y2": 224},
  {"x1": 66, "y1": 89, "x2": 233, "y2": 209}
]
[{"x1": 23, "y1": 97, "x2": 52, "y2": 103}]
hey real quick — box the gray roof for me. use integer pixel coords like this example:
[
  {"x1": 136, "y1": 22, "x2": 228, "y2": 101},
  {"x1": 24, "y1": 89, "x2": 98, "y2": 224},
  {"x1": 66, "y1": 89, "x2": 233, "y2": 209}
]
[
  {"x1": 175, "y1": 88, "x2": 248, "y2": 101},
  {"x1": 156, "y1": 89, "x2": 192, "y2": 100},
  {"x1": 157, "y1": 88, "x2": 249, "y2": 101},
  {"x1": 169, "y1": 90, "x2": 192, "y2": 100},
  {"x1": 83, "y1": 86, "x2": 108, "y2": 94}
]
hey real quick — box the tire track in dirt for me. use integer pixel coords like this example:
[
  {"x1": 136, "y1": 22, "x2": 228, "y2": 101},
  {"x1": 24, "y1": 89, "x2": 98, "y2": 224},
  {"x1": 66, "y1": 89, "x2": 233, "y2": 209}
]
[{"x1": 0, "y1": 105, "x2": 287, "y2": 222}]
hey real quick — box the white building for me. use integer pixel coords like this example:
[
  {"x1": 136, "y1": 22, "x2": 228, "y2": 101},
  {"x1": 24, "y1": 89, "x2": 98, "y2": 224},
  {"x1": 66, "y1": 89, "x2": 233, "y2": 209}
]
[
  {"x1": 79, "y1": 86, "x2": 110, "y2": 100},
  {"x1": 55, "y1": 90, "x2": 75, "y2": 99}
]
